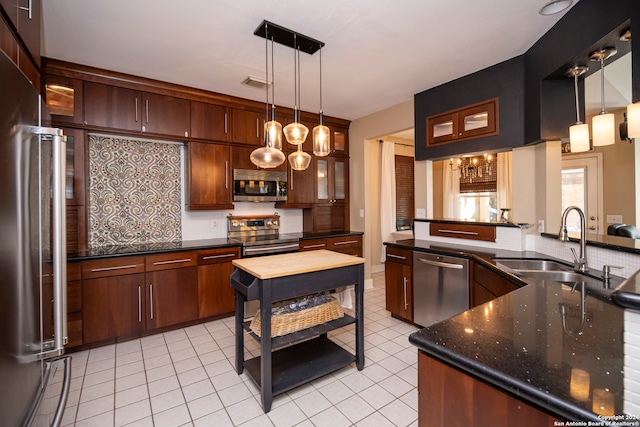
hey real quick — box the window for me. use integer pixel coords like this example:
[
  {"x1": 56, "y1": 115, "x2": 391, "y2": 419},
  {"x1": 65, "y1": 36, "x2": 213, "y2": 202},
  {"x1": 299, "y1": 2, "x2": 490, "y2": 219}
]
[{"x1": 395, "y1": 155, "x2": 414, "y2": 230}]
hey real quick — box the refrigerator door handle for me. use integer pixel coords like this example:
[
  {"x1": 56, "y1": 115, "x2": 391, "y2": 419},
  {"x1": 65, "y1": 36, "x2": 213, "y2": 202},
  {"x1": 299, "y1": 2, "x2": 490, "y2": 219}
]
[
  {"x1": 51, "y1": 357, "x2": 72, "y2": 427},
  {"x1": 33, "y1": 126, "x2": 68, "y2": 359}
]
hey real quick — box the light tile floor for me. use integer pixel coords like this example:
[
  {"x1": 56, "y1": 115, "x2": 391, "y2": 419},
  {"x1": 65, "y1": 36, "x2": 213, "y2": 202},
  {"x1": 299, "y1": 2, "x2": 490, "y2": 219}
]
[{"x1": 58, "y1": 272, "x2": 420, "y2": 426}]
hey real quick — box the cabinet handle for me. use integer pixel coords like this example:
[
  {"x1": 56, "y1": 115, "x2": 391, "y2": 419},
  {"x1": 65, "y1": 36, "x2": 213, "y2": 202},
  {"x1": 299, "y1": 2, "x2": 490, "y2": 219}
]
[
  {"x1": 138, "y1": 286, "x2": 142, "y2": 323},
  {"x1": 387, "y1": 254, "x2": 406, "y2": 260},
  {"x1": 19, "y1": 0, "x2": 32, "y2": 19},
  {"x1": 224, "y1": 112, "x2": 228, "y2": 134},
  {"x1": 145, "y1": 99, "x2": 149, "y2": 123},
  {"x1": 90, "y1": 264, "x2": 138, "y2": 273},
  {"x1": 403, "y1": 277, "x2": 408, "y2": 310},
  {"x1": 135, "y1": 98, "x2": 139, "y2": 122},
  {"x1": 202, "y1": 253, "x2": 236, "y2": 260},
  {"x1": 225, "y1": 161, "x2": 229, "y2": 189},
  {"x1": 333, "y1": 240, "x2": 358, "y2": 246},
  {"x1": 290, "y1": 166, "x2": 294, "y2": 190},
  {"x1": 152, "y1": 258, "x2": 192, "y2": 265},
  {"x1": 437, "y1": 229, "x2": 479, "y2": 236},
  {"x1": 149, "y1": 284, "x2": 154, "y2": 320},
  {"x1": 303, "y1": 243, "x2": 326, "y2": 249}
]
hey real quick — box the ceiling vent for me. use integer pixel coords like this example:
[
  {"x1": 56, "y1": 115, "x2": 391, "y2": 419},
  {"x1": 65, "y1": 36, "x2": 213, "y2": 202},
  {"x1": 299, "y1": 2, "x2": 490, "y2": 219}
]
[{"x1": 241, "y1": 76, "x2": 270, "y2": 90}]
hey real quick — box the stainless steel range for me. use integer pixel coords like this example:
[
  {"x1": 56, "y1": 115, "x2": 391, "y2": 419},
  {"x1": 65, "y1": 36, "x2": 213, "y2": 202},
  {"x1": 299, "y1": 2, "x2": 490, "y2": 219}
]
[{"x1": 228, "y1": 214, "x2": 299, "y2": 257}]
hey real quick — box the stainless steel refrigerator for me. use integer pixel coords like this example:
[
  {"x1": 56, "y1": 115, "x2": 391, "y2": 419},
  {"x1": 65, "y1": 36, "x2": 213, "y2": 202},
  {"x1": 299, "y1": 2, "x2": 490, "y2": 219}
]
[{"x1": 0, "y1": 49, "x2": 71, "y2": 426}]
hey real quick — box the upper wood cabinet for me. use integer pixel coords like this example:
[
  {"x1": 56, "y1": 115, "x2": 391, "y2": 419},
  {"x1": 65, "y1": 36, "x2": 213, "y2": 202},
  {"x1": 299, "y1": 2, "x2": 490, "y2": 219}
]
[
  {"x1": 84, "y1": 82, "x2": 191, "y2": 138},
  {"x1": 427, "y1": 98, "x2": 498, "y2": 146},
  {"x1": 315, "y1": 156, "x2": 348, "y2": 204},
  {"x1": 275, "y1": 149, "x2": 315, "y2": 208},
  {"x1": 44, "y1": 75, "x2": 84, "y2": 124},
  {"x1": 186, "y1": 141, "x2": 233, "y2": 210},
  {"x1": 232, "y1": 108, "x2": 265, "y2": 146},
  {"x1": 1, "y1": 0, "x2": 40, "y2": 67},
  {"x1": 190, "y1": 101, "x2": 230, "y2": 141}
]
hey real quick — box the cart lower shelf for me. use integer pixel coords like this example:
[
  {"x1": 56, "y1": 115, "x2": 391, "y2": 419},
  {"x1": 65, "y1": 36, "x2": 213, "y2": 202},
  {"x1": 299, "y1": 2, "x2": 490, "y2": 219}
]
[{"x1": 244, "y1": 335, "x2": 355, "y2": 396}]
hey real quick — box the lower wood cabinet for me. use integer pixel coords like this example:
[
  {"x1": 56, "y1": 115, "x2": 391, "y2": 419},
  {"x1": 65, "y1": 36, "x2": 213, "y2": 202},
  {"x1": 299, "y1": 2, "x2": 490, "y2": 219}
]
[
  {"x1": 470, "y1": 262, "x2": 520, "y2": 308},
  {"x1": 385, "y1": 247, "x2": 413, "y2": 322},
  {"x1": 418, "y1": 351, "x2": 558, "y2": 426},
  {"x1": 299, "y1": 235, "x2": 363, "y2": 257},
  {"x1": 197, "y1": 247, "x2": 240, "y2": 318}
]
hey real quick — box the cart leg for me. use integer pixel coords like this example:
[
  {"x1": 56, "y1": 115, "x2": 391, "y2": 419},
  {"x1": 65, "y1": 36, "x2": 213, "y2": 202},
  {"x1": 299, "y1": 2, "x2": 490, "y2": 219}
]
[
  {"x1": 260, "y1": 280, "x2": 273, "y2": 412},
  {"x1": 235, "y1": 291, "x2": 245, "y2": 375},
  {"x1": 355, "y1": 266, "x2": 365, "y2": 370}
]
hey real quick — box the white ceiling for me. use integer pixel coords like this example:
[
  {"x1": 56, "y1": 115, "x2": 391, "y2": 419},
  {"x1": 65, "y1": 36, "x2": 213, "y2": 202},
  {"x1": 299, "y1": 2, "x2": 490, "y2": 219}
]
[{"x1": 41, "y1": 0, "x2": 576, "y2": 121}]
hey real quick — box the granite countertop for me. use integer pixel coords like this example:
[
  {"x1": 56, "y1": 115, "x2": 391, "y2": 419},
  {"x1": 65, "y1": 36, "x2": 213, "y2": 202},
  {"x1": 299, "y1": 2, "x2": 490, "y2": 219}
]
[
  {"x1": 67, "y1": 238, "x2": 241, "y2": 261},
  {"x1": 415, "y1": 217, "x2": 526, "y2": 228},
  {"x1": 67, "y1": 231, "x2": 364, "y2": 261},
  {"x1": 387, "y1": 239, "x2": 629, "y2": 421}
]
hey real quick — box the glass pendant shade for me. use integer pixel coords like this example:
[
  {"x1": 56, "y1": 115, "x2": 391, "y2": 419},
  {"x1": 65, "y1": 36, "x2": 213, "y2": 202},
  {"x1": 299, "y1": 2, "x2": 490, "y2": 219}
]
[
  {"x1": 250, "y1": 146, "x2": 285, "y2": 168},
  {"x1": 592, "y1": 113, "x2": 615, "y2": 146},
  {"x1": 264, "y1": 120, "x2": 283, "y2": 151},
  {"x1": 288, "y1": 146, "x2": 312, "y2": 170},
  {"x1": 283, "y1": 121, "x2": 309, "y2": 145},
  {"x1": 313, "y1": 124, "x2": 331, "y2": 156},
  {"x1": 628, "y1": 102, "x2": 640, "y2": 139},
  {"x1": 569, "y1": 123, "x2": 590, "y2": 153}
]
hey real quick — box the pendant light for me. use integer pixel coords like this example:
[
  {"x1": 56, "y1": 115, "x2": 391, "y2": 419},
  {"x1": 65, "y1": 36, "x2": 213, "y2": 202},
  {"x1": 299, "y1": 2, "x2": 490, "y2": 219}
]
[
  {"x1": 567, "y1": 66, "x2": 590, "y2": 153},
  {"x1": 590, "y1": 48, "x2": 617, "y2": 146},
  {"x1": 628, "y1": 102, "x2": 640, "y2": 139},
  {"x1": 313, "y1": 44, "x2": 331, "y2": 157},
  {"x1": 251, "y1": 23, "x2": 285, "y2": 168},
  {"x1": 288, "y1": 144, "x2": 312, "y2": 171},
  {"x1": 538, "y1": 0, "x2": 572, "y2": 16},
  {"x1": 284, "y1": 36, "x2": 309, "y2": 146}
]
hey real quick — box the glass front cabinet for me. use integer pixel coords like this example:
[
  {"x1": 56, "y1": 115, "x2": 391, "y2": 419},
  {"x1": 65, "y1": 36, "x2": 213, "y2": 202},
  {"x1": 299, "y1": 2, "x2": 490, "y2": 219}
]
[{"x1": 426, "y1": 98, "x2": 498, "y2": 146}]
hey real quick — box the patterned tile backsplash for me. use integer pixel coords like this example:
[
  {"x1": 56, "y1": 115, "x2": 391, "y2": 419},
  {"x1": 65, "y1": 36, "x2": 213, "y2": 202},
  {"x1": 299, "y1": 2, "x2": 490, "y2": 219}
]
[{"x1": 88, "y1": 134, "x2": 182, "y2": 247}]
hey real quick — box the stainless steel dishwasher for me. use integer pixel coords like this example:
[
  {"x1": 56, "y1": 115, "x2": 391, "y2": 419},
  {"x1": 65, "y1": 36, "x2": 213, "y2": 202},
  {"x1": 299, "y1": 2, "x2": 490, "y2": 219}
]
[{"x1": 413, "y1": 251, "x2": 470, "y2": 327}]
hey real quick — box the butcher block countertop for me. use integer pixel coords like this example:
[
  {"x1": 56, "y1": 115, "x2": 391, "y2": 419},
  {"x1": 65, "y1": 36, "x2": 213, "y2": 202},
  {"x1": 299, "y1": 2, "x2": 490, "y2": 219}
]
[{"x1": 232, "y1": 250, "x2": 365, "y2": 279}]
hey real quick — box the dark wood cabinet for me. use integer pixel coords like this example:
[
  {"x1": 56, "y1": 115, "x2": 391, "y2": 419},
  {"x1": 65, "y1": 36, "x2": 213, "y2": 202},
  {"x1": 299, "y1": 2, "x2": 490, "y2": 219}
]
[
  {"x1": 275, "y1": 149, "x2": 315, "y2": 208},
  {"x1": 197, "y1": 247, "x2": 240, "y2": 319},
  {"x1": 303, "y1": 156, "x2": 349, "y2": 233},
  {"x1": 0, "y1": 5, "x2": 39, "y2": 91},
  {"x1": 66, "y1": 262, "x2": 83, "y2": 348},
  {"x1": 303, "y1": 204, "x2": 347, "y2": 233},
  {"x1": 1, "y1": 0, "x2": 40, "y2": 67},
  {"x1": 146, "y1": 268, "x2": 198, "y2": 330},
  {"x1": 385, "y1": 247, "x2": 413, "y2": 322},
  {"x1": 418, "y1": 351, "x2": 558, "y2": 427},
  {"x1": 427, "y1": 98, "x2": 499, "y2": 147},
  {"x1": 83, "y1": 82, "x2": 190, "y2": 138},
  {"x1": 299, "y1": 235, "x2": 362, "y2": 256},
  {"x1": 191, "y1": 101, "x2": 230, "y2": 141},
  {"x1": 186, "y1": 141, "x2": 232, "y2": 210},
  {"x1": 231, "y1": 145, "x2": 286, "y2": 172},
  {"x1": 470, "y1": 262, "x2": 520, "y2": 308},
  {"x1": 232, "y1": 108, "x2": 264, "y2": 146},
  {"x1": 44, "y1": 75, "x2": 84, "y2": 125},
  {"x1": 82, "y1": 256, "x2": 146, "y2": 344}
]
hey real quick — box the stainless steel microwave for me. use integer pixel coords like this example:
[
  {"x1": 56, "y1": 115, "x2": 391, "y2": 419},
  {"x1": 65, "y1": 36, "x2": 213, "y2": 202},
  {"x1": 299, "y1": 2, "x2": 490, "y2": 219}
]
[{"x1": 233, "y1": 169, "x2": 287, "y2": 202}]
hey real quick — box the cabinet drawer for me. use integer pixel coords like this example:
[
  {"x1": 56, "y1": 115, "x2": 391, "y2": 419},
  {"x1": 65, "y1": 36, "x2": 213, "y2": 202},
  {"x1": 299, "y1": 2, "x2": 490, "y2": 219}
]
[
  {"x1": 82, "y1": 256, "x2": 145, "y2": 279},
  {"x1": 198, "y1": 247, "x2": 240, "y2": 265},
  {"x1": 327, "y1": 235, "x2": 362, "y2": 256},
  {"x1": 429, "y1": 223, "x2": 496, "y2": 242},
  {"x1": 299, "y1": 238, "x2": 327, "y2": 251},
  {"x1": 474, "y1": 263, "x2": 519, "y2": 297},
  {"x1": 145, "y1": 251, "x2": 198, "y2": 272},
  {"x1": 385, "y1": 247, "x2": 412, "y2": 266}
]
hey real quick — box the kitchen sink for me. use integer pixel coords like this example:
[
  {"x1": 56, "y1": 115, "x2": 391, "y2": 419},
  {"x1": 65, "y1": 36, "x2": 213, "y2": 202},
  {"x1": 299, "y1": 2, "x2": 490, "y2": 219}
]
[{"x1": 493, "y1": 258, "x2": 573, "y2": 272}]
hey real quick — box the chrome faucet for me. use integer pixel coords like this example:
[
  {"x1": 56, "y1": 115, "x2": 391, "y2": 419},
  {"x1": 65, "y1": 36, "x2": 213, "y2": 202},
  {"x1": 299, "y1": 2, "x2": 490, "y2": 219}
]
[{"x1": 559, "y1": 206, "x2": 588, "y2": 272}]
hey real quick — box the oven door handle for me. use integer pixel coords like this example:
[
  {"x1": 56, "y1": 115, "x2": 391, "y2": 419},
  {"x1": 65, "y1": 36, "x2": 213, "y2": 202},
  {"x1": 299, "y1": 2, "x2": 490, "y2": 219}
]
[{"x1": 244, "y1": 243, "x2": 300, "y2": 254}]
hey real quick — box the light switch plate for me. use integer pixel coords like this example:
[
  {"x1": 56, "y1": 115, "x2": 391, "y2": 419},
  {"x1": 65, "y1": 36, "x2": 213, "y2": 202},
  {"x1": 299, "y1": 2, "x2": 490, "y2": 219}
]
[
  {"x1": 607, "y1": 215, "x2": 623, "y2": 224},
  {"x1": 359, "y1": 209, "x2": 364, "y2": 218},
  {"x1": 416, "y1": 208, "x2": 426, "y2": 219}
]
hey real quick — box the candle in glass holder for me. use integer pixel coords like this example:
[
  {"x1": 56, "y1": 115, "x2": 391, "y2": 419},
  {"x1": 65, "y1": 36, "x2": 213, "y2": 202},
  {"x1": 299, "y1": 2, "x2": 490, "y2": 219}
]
[
  {"x1": 570, "y1": 368, "x2": 590, "y2": 402},
  {"x1": 592, "y1": 389, "x2": 614, "y2": 416}
]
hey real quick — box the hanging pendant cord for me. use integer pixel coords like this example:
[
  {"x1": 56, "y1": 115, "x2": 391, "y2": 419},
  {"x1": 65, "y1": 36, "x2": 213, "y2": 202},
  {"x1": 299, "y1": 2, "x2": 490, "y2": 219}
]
[
  {"x1": 599, "y1": 57, "x2": 606, "y2": 114},
  {"x1": 271, "y1": 36, "x2": 276, "y2": 122},
  {"x1": 574, "y1": 73, "x2": 581, "y2": 124},
  {"x1": 319, "y1": 44, "x2": 323, "y2": 126}
]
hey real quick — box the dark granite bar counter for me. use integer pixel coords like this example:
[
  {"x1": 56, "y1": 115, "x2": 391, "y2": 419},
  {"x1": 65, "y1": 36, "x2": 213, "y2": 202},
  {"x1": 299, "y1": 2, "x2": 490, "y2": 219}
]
[
  {"x1": 415, "y1": 217, "x2": 526, "y2": 228},
  {"x1": 387, "y1": 238, "x2": 630, "y2": 421},
  {"x1": 67, "y1": 238, "x2": 241, "y2": 261}
]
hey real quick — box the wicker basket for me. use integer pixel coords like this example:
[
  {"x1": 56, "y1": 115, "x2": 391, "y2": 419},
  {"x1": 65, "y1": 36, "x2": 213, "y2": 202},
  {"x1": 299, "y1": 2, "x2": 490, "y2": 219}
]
[{"x1": 249, "y1": 297, "x2": 344, "y2": 338}]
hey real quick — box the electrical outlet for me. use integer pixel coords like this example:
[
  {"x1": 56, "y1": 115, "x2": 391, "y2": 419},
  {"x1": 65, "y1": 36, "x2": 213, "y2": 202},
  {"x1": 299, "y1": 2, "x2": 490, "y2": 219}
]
[
  {"x1": 538, "y1": 220, "x2": 544, "y2": 233},
  {"x1": 416, "y1": 208, "x2": 426, "y2": 219},
  {"x1": 212, "y1": 219, "x2": 218, "y2": 229},
  {"x1": 607, "y1": 215, "x2": 623, "y2": 224}
]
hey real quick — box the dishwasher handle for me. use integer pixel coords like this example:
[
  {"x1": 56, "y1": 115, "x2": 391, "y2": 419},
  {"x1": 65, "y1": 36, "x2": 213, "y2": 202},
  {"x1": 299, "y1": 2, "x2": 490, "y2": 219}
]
[{"x1": 417, "y1": 257, "x2": 464, "y2": 270}]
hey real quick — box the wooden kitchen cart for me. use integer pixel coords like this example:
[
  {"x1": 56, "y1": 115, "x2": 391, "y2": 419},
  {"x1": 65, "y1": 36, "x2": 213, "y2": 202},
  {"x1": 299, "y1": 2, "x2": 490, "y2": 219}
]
[{"x1": 230, "y1": 250, "x2": 365, "y2": 412}]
